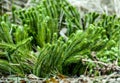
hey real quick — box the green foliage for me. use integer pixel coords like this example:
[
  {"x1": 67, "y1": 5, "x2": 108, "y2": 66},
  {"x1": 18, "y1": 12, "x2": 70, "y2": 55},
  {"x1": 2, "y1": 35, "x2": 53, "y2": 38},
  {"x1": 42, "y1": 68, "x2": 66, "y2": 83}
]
[
  {"x1": 15, "y1": 0, "x2": 81, "y2": 48},
  {"x1": 0, "y1": 0, "x2": 120, "y2": 77}
]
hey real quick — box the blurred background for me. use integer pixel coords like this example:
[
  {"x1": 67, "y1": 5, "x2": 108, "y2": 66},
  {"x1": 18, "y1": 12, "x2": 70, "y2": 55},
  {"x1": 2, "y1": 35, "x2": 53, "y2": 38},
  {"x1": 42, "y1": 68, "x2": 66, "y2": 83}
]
[{"x1": 1, "y1": 0, "x2": 120, "y2": 17}]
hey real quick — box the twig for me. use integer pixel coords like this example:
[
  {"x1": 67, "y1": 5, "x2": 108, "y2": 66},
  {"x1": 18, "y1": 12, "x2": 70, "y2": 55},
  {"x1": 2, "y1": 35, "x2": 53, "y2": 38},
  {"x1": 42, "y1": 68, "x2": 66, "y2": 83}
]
[
  {"x1": 103, "y1": 72, "x2": 117, "y2": 83},
  {"x1": 82, "y1": 59, "x2": 108, "y2": 66},
  {"x1": 25, "y1": 0, "x2": 31, "y2": 8},
  {"x1": 82, "y1": 59, "x2": 120, "y2": 71}
]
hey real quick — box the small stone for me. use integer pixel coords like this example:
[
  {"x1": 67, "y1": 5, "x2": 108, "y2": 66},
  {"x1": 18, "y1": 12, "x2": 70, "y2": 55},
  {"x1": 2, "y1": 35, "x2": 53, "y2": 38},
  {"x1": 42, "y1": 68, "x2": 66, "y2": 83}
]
[
  {"x1": 108, "y1": 79, "x2": 116, "y2": 83},
  {"x1": 117, "y1": 78, "x2": 120, "y2": 81}
]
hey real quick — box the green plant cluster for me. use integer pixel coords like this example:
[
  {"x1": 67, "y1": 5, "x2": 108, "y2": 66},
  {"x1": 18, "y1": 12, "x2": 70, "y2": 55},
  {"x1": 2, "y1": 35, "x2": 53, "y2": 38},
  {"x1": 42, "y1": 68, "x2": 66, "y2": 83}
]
[{"x1": 0, "y1": 0, "x2": 120, "y2": 77}]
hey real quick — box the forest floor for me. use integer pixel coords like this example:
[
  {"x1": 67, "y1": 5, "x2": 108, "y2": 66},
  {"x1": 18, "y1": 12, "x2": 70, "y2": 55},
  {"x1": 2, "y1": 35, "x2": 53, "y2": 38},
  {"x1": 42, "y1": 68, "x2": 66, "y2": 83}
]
[{"x1": 1, "y1": 73, "x2": 120, "y2": 83}]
